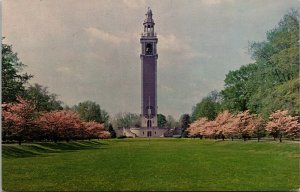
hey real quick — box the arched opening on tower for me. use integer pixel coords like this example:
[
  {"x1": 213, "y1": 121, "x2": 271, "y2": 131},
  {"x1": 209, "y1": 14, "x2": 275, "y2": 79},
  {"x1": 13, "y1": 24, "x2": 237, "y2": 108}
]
[{"x1": 145, "y1": 43, "x2": 153, "y2": 55}]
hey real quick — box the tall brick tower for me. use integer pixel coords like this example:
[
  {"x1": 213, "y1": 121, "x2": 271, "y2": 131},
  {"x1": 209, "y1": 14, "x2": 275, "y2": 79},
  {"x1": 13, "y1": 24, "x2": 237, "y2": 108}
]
[{"x1": 140, "y1": 7, "x2": 158, "y2": 128}]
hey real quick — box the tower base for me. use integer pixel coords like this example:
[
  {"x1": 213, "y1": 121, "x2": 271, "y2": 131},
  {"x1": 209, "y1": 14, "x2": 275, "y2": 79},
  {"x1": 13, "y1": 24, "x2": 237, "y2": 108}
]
[
  {"x1": 116, "y1": 127, "x2": 173, "y2": 138},
  {"x1": 140, "y1": 116, "x2": 157, "y2": 128}
]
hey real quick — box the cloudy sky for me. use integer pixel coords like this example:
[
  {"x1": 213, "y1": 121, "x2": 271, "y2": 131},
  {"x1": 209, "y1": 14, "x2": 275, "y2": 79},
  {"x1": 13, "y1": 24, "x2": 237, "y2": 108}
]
[{"x1": 2, "y1": 0, "x2": 299, "y2": 118}]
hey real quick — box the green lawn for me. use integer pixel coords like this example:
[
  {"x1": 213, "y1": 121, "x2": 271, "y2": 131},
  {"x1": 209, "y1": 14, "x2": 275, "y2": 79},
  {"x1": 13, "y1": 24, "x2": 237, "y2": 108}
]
[{"x1": 3, "y1": 139, "x2": 299, "y2": 191}]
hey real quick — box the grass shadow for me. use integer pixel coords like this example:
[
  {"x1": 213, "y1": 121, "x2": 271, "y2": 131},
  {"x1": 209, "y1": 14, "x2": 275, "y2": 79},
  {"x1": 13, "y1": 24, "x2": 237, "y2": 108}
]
[
  {"x1": 2, "y1": 140, "x2": 107, "y2": 159},
  {"x1": 2, "y1": 146, "x2": 40, "y2": 158}
]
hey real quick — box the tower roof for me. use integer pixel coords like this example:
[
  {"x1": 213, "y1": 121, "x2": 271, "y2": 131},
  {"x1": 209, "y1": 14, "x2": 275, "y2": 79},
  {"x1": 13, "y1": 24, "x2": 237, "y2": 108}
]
[{"x1": 144, "y1": 7, "x2": 154, "y2": 24}]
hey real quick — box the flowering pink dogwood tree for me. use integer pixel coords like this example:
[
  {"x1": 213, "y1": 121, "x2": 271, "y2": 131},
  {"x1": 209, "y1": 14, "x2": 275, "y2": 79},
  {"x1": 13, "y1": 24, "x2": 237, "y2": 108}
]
[{"x1": 266, "y1": 110, "x2": 300, "y2": 142}]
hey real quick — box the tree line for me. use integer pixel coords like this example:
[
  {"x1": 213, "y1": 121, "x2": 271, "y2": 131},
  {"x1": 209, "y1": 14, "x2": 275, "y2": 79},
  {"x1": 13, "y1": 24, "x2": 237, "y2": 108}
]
[
  {"x1": 2, "y1": 97, "x2": 110, "y2": 145},
  {"x1": 187, "y1": 110, "x2": 299, "y2": 142},
  {"x1": 188, "y1": 10, "x2": 299, "y2": 140},
  {"x1": 2, "y1": 37, "x2": 116, "y2": 143}
]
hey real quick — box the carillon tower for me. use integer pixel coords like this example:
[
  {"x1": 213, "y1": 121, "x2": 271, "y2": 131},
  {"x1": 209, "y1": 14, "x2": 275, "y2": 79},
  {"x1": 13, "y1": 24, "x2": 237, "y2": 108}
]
[
  {"x1": 116, "y1": 8, "x2": 176, "y2": 137},
  {"x1": 140, "y1": 7, "x2": 158, "y2": 128}
]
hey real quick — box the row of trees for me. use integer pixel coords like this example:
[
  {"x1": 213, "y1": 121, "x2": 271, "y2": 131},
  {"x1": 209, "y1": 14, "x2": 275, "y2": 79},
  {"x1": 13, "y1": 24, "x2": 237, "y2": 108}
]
[
  {"x1": 2, "y1": 97, "x2": 110, "y2": 145},
  {"x1": 187, "y1": 110, "x2": 299, "y2": 142},
  {"x1": 2, "y1": 38, "x2": 117, "y2": 140},
  {"x1": 190, "y1": 10, "x2": 299, "y2": 136},
  {"x1": 222, "y1": 10, "x2": 299, "y2": 118}
]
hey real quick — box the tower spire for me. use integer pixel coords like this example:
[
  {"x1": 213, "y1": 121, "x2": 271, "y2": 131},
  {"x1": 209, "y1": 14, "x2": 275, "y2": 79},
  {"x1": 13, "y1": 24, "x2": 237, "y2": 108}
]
[{"x1": 143, "y1": 7, "x2": 155, "y2": 37}]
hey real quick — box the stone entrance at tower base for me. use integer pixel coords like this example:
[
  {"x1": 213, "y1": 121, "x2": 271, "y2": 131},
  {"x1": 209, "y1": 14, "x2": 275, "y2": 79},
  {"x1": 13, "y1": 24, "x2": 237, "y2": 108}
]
[{"x1": 116, "y1": 127, "x2": 182, "y2": 138}]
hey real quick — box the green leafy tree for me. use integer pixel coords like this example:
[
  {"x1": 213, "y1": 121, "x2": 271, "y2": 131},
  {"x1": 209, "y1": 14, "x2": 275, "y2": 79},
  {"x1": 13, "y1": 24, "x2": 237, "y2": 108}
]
[
  {"x1": 221, "y1": 64, "x2": 259, "y2": 113},
  {"x1": 180, "y1": 114, "x2": 190, "y2": 137},
  {"x1": 250, "y1": 78, "x2": 300, "y2": 119},
  {"x1": 157, "y1": 114, "x2": 167, "y2": 128},
  {"x1": 107, "y1": 123, "x2": 116, "y2": 138},
  {"x1": 166, "y1": 115, "x2": 179, "y2": 128},
  {"x1": 64, "y1": 105, "x2": 72, "y2": 111},
  {"x1": 73, "y1": 101, "x2": 109, "y2": 127},
  {"x1": 111, "y1": 112, "x2": 140, "y2": 128},
  {"x1": 191, "y1": 91, "x2": 221, "y2": 121},
  {"x1": 2, "y1": 40, "x2": 33, "y2": 103},
  {"x1": 25, "y1": 83, "x2": 63, "y2": 112},
  {"x1": 249, "y1": 9, "x2": 299, "y2": 84},
  {"x1": 221, "y1": 10, "x2": 299, "y2": 117}
]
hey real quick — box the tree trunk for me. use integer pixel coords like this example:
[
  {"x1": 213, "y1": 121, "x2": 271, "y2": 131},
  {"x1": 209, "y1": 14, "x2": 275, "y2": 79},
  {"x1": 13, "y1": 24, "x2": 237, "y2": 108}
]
[
  {"x1": 18, "y1": 139, "x2": 21, "y2": 145},
  {"x1": 231, "y1": 137, "x2": 233, "y2": 141},
  {"x1": 279, "y1": 136, "x2": 282, "y2": 143}
]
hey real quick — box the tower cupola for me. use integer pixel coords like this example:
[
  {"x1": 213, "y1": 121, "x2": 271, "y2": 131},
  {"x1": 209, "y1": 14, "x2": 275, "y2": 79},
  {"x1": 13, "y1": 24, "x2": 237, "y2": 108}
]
[{"x1": 143, "y1": 7, "x2": 155, "y2": 37}]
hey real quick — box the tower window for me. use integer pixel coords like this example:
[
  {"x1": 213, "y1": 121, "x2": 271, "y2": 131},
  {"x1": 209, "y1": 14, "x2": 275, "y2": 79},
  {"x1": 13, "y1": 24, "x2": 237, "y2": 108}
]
[{"x1": 145, "y1": 43, "x2": 153, "y2": 55}]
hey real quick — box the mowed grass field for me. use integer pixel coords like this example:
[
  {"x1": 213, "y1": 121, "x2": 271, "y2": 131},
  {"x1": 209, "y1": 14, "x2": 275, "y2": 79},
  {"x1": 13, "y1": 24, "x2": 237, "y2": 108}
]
[{"x1": 3, "y1": 139, "x2": 299, "y2": 191}]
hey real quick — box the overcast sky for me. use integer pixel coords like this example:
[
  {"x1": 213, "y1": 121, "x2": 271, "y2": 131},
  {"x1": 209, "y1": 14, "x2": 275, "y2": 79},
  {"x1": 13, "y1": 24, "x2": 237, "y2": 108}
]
[{"x1": 2, "y1": 0, "x2": 299, "y2": 119}]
